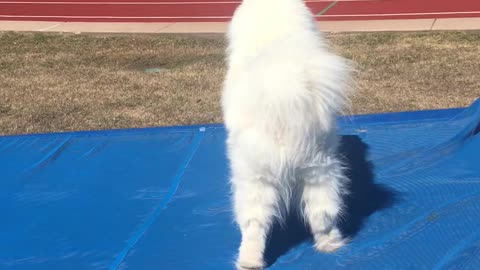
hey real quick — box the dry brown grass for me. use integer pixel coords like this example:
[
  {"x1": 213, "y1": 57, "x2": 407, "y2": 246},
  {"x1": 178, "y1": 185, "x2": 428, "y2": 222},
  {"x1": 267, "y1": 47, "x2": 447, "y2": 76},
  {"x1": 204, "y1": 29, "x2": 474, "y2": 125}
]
[
  {"x1": 0, "y1": 31, "x2": 479, "y2": 136},
  {"x1": 330, "y1": 31, "x2": 480, "y2": 114}
]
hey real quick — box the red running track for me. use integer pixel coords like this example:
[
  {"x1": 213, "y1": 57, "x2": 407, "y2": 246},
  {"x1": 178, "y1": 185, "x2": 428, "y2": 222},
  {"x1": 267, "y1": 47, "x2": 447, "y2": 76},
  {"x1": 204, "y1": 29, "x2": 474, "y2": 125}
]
[{"x1": 1, "y1": 0, "x2": 479, "y2": 22}]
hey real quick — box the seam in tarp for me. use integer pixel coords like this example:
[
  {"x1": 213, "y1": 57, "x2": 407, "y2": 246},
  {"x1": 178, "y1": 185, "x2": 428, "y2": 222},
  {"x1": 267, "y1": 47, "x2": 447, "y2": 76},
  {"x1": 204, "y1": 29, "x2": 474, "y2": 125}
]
[
  {"x1": 109, "y1": 127, "x2": 206, "y2": 270},
  {"x1": 432, "y1": 230, "x2": 480, "y2": 270},
  {"x1": 23, "y1": 135, "x2": 72, "y2": 174}
]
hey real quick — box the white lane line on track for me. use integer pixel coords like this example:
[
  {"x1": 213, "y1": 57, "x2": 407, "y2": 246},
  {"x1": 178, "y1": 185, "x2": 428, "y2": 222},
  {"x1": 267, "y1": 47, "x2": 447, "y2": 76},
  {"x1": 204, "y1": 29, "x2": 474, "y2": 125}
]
[
  {"x1": 1, "y1": 11, "x2": 480, "y2": 19},
  {"x1": 0, "y1": 0, "x2": 380, "y2": 5}
]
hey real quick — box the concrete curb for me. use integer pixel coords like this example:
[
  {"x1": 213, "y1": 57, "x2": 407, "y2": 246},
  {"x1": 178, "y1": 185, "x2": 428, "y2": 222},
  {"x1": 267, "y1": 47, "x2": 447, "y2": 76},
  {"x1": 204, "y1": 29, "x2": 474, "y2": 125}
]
[{"x1": 0, "y1": 18, "x2": 479, "y2": 34}]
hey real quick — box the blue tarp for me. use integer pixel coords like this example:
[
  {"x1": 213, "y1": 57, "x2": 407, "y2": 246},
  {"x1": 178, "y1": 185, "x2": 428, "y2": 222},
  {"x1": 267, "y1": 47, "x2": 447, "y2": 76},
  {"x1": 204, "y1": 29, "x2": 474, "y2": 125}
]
[{"x1": 1, "y1": 99, "x2": 480, "y2": 270}]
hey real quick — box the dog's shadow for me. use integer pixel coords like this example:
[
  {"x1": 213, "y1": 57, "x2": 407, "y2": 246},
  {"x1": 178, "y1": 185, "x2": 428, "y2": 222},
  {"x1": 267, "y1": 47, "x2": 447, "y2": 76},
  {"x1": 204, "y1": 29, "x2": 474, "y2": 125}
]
[{"x1": 264, "y1": 135, "x2": 397, "y2": 267}]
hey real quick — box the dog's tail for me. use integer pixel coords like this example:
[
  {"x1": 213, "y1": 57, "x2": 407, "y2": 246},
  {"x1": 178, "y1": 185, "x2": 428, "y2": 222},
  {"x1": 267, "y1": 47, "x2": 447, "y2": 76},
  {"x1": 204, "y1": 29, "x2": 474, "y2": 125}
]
[{"x1": 307, "y1": 47, "x2": 354, "y2": 118}]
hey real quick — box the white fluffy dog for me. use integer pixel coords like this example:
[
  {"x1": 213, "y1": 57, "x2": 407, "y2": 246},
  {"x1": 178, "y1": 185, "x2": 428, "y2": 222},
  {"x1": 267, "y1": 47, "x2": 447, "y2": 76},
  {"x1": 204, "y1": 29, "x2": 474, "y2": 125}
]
[{"x1": 221, "y1": 0, "x2": 352, "y2": 269}]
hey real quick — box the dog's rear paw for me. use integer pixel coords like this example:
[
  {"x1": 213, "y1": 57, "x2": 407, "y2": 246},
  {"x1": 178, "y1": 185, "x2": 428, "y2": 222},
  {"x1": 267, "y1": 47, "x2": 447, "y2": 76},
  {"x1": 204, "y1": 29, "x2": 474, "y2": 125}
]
[
  {"x1": 236, "y1": 254, "x2": 264, "y2": 270},
  {"x1": 236, "y1": 264, "x2": 264, "y2": 270},
  {"x1": 236, "y1": 243, "x2": 265, "y2": 270},
  {"x1": 314, "y1": 228, "x2": 348, "y2": 253}
]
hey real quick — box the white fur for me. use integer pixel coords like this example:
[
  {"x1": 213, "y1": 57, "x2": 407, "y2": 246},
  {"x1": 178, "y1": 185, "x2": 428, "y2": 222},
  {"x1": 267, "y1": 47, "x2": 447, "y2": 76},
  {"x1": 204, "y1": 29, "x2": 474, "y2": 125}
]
[{"x1": 221, "y1": 0, "x2": 352, "y2": 269}]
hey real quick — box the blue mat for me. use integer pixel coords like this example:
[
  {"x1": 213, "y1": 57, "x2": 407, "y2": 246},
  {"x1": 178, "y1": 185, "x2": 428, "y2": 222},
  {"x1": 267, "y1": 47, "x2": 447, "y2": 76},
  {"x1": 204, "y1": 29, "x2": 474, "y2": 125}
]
[{"x1": 2, "y1": 99, "x2": 480, "y2": 270}]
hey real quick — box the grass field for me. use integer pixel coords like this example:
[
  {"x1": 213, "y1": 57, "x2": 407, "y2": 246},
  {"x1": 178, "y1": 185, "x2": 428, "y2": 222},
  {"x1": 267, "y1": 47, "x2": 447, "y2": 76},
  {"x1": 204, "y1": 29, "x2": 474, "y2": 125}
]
[{"x1": 0, "y1": 31, "x2": 479, "y2": 136}]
